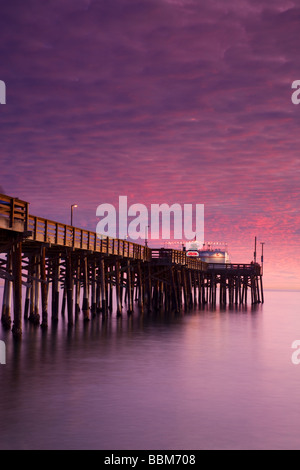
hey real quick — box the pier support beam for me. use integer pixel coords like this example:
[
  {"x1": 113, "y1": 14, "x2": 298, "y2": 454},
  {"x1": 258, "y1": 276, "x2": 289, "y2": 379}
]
[
  {"x1": 100, "y1": 257, "x2": 107, "y2": 315},
  {"x1": 51, "y1": 255, "x2": 60, "y2": 322},
  {"x1": 29, "y1": 255, "x2": 36, "y2": 322},
  {"x1": 61, "y1": 283, "x2": 67, "y2": 317},
  {"x1": 108, "y1": 265, "x2": 113, "y2": 313},
  {"x1": 91, "y1": 259, "x2": 97, "y2": 317},
  {"x1": 137, "y1": 262, "x2": 144, "y2": 312},
  {"x1": 260, "y1": 275, "x2": 264, "y2": 304},
  {"x1": 32, "y1": 254, "x2": 40, "y2": 325},
  {"x1": 24, "y1": 255, "x2": 31, "y2": 321},
  {"x1": 116, "y1": 260, "x2": 122, "y2": 316},
  {"x1": 75, "y1": 256, "x2": 81, "y2": 317},
  {"x1": 66, "y1": 251, "x2": 74, "y2": 326},
  {"x1": 127, "y1": 260, "x2": 133, "y2": 315},
  {"x1": 1, "y1": 251, "x2": 12, "y2": 329},
  {"x1": 82, "y1": 255, "x2": 90, "y2": 321},
  {"x1": 171, "y1": 268, "x2": 179, "y2": 313},
  {"x1": 40, "y1": 247, "x2": 48, "y2": 329},
  {"x1": 12, "y1": 241, "x2": 22, "y2": 338}
]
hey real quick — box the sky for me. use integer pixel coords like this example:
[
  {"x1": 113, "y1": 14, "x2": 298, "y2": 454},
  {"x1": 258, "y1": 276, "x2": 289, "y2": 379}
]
[{"x1": 0, "y1": 0, "x2": 300, "y2": 290}]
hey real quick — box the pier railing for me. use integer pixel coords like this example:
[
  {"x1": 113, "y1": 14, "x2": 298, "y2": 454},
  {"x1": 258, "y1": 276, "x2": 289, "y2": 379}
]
[
  {"x1": 27, "y1": 215, "x2": 152, "y2": 261},
  {"x1": 0, "y1": 194, "x2": 29, "y2": 231},
  {"x1": 151, "y1": 248, "x2": 207, "y2": 271},
  {"x1": 207, "y1": 263, "x2": 262, "y2": 275},
  {"x1": 0, "y1": 194, "x2": 260, "y2": 274}
]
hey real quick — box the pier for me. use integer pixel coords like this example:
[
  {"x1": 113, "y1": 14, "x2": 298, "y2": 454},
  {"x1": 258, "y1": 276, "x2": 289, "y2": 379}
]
[{"x1": 0, "y1": 194, "x2": 263, "y2": 338}]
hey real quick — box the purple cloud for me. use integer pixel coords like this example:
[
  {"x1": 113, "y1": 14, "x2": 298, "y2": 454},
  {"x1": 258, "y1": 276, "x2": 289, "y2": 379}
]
[{"x1": 0, "y1": 0, "x2": 299, "y2": 288}]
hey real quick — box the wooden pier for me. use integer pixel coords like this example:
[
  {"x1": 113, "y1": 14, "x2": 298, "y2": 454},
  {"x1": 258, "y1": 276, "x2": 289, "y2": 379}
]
[{"x1": 0, "y1": 194, "x2": 263, "y2": 338}]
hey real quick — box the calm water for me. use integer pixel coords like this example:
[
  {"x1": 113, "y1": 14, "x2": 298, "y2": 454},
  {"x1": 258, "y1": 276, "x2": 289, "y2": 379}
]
[{"x1": 0, "y1": 289, "x2": 300, "y2": 450}]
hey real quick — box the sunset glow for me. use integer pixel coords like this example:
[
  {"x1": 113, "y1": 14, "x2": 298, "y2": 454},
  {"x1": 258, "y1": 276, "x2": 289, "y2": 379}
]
[{"x1": 1, "y1": 0, "x2": 300, "y2": 290}]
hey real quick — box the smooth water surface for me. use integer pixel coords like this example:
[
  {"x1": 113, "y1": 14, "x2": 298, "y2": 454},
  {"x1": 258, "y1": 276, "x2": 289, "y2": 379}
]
[{"x1": 0, "y1": 290, "x2": 300, "y2": 450}]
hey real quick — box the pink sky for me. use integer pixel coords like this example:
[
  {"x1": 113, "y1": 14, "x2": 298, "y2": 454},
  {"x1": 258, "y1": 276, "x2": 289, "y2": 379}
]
[{"x1": 0, "y1": 0, "x2": 300, "y2": 289}]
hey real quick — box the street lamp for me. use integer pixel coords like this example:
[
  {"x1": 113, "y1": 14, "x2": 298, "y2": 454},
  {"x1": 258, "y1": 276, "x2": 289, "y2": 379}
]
[
  {"x1": 145, "y1": 225, "x2": 150, "y2": 248},
  {"x1": 71, "y1": 204, "x2": 78, "y2": 226}
]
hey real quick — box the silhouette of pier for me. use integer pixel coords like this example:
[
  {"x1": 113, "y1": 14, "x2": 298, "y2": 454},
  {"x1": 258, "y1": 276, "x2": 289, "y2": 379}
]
[{"x1": 0, "y1": 194, "x2": 263, "y2": 338}]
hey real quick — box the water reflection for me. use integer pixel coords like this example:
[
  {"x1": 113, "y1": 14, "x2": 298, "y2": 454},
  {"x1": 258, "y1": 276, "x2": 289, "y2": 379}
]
[
  {"x1": 1, "y1": 291, "x2": 299, "y2": 450},
  {"x1": 2, "y1": 301, "x2": 263, "y2": 377}
]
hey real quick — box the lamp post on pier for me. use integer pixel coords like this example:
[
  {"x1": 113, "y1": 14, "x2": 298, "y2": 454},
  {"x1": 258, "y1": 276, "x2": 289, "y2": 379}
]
[
  {"x1": 145, "y1": 225, "x2": 150, "y2": 248},
  {"x1": 71, "y1": 204, "x2": 78, "y2": 226}
]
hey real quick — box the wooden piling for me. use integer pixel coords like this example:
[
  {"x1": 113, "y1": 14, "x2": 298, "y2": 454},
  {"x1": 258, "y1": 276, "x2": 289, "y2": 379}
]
[
  {"x1": 146, "y1": 264, "x2": 152, "y2": 311},
  {"x1": 120, "y1": 264, "x2": 125, "y2": 309},
  {"x1": 40, "y1": 247, "x2": 48, "y2": 329},
  {"x1": 137, "y1": 262, "x2": 144, "y2": 311},
  {"x1": 66, "y1": 251, "x2": 74, "y2": 326},
  {"x1": 202, "y1": 274, "x2": 206, "y2": 304},
  {"x1": 260, "y1": 275, "x2": 264, "y2": 304},
  {"x1": 171, "y1": 268, "x2": 179, "y2": 313},
  {"x1": 29, "y1": 254, "x2": 36, "y2": 321},
  {"x1": 176, "y1": 269, "x2": 182, "y2": 310},
  {"x1": 108, "y1": 265, "x2": 113, "y2": 314},
  {"x1": 244, "y1": 275, "x2": 248, "y2": 304},
  {"x1": 116, "y1": 260, "x2": 122, "y2": 316},
  {"x1": 91, "y1": 259, "x2": 97, "y2": 317},
  {"x1": 61, "y1": 283, "x2": 67, "y2": 316},
  {"x1": 75, "y1": 256, "x2": 81, "y2": 317},
  {"x1": 126, "y1": 260, "x2": 133, "y2": 315},
  {"x1": 96, "y1": 260, "x2": 101, "y2": 313},
  {"x1": 1, "y1": 251, "x2": 12, "y2": 329},
  {"x1": 24, "y1": 255, "x2": 32, "y2": 321},
  {"x1": 182, "y1": 269, "x2": 188, "y2": 311},
  {"x1": 193, "y1": 271, "x2": 197, "y2": 307},
  {"x1": 51, "y1": 255, "x2": 60, "y2": 322},
  {"x1": 82, "y1": 254, "x2": 90, "y2": 321},
  {"x1": 12, "y1": 241, "x2": 22, "y2": 338},
  {"x1": 32, "y1": 254, "x2": 40, "y2": 324},
  {"x1": 234, "y1": 277, "x2": 239, "y2": 305},
  {"x1": 197, "y1": 272, "x2": 202, "y2": 305},
  {"x1": 100, "y1": 257, "x2": 107, "y2": 315},
  {"x1": 188, "y1": 270, "x2": 193, "y2": 309}
]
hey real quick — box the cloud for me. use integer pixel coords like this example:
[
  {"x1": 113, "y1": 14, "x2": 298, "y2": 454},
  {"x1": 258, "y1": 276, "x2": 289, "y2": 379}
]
[{"x1": 0, "y1": 0, "x2": 299, "y2": 288}]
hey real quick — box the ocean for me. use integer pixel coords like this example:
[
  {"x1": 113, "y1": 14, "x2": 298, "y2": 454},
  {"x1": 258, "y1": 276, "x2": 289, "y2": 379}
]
[{"x1": 0, "y1": 289, "x2": 300, "y2": 450}]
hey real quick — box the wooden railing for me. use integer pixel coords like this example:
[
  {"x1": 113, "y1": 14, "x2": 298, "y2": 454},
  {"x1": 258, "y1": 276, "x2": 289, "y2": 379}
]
[
  {"x1": 152, "y1": 248, "x2": 185, "y2": 264},
  {"x1": 0, "y1": 194, "x2": 29, "y2": 230},
  {"x1": 27, "y1": 214, "x2": 152, "y2": 261},
  {"x1": 186, "y1": 256, "x2": 207, "y2": 271},
  {"x1": 207, "y1": 263, "x2": 262, "y2": 275},
  {"x1": 0, "y1": 194, "x2": 261, "y2": 272},
  {"x1": 151, "y1": 248, "x2": 207, "y2": 271}
]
